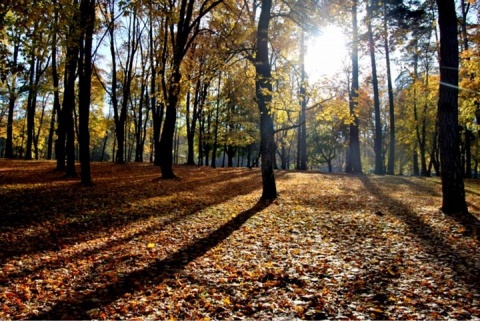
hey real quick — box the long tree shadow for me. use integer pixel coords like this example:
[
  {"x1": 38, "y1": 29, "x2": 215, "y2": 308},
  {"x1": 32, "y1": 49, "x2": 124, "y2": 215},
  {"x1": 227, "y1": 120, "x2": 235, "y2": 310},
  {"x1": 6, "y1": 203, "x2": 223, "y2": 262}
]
[
  {"x1": 358, "y1": 175, "x2": 480, "y2": 290},
  {"x1": 387, "y1": 176, "x2": 441, "y2": 197},
  {"x1": 32, "y1": 200, "x2": 272, "y2": 320},
  {"x1": 0, "y1": 165, "x2": 265, "y2": 263}
]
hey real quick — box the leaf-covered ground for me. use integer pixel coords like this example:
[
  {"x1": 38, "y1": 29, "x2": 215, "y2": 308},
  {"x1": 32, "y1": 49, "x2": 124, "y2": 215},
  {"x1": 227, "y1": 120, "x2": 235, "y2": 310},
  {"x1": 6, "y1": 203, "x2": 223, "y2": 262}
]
[{"x1": 1, "y1": 160, "x2": 479, "y2": 320}]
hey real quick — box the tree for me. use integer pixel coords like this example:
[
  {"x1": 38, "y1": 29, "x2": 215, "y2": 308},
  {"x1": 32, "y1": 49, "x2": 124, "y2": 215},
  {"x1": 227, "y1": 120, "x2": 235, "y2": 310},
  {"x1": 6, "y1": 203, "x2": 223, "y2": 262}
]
[
  {"x1": 309, "y1": 93, "x2": 349, "y2": 172},
  {"x1": 345, "y1": 0, "x2": 362, "y2": 174},
  {"x1": 47, "y1": 3, "x2": 61, "y2": 160},
  {"x1": 77, "y1": 0, "x2": 96, "y2": 185},
  {"x1": 365, "y1": 0, "x2": 384, "y2": 175},
  {"x1": 157, "y1": 0, "x2": 224, "y2": 178},
  {"x1": 383, "y1": 0, "x2": 395, "y2": 175},
  {"x1": 296, "y1": 30, "x2": 307, "y2": 170},
  {"x1": 24, "y1": 18, "x2": 50, "y2": 160},
  {"x1": 4, "y1": 37, "x2": 20, "y2": 159},
  {"x1": 435, "y1": 0, "x2": 467, "y2": 214},
  {"x1": 458, "y1": 0, "x2": 474, "y2": 178},
  {"x1": 255, "y1": 0, "x2": 277, "y2": 199},
  {"x1": 104, "y1": 0, "x2": 142, "y2": 164},
  {"x1": 184, "y1": 37, "x2": 217, "y2": 165},
  {"x1": 58, "y1": 0, "x2": 81, "y2": 177}
]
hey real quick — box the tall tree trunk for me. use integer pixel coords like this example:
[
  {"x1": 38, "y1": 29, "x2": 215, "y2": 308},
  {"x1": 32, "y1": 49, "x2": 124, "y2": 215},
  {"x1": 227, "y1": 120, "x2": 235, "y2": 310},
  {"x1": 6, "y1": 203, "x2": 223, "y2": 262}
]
[
  {"x1": 78, "y1": 0, "x2": 95, "y2": 185},
  {"x1": 159, "y1": 65, "x2": 180, "y2": 178},
  {"x1": 255, "y1": 0, "x2": 277, "y2": 200},
  {"x1": 296, "y1": 30, "x2": 307, "y2": 170},
  {"x1": 367, "y1": 4, "x2": 383, "y2": 175},
  {"x1": 153, "y1": 16, "x2": 168, "y2": 166},
  {"x1": 158, "y1": 0, "x2": 223, "y2": 176},
  {"x1": 116, "y1": 11, "x2": 139, "y2": 163},
  {"x1": 48, "y1": 10, "x2": 60, "y2": 161},
  {"x1": 5, "y1": 88, "x2": 17, "y2": 159},
  {"x1": 158, "y1": 3, "x2": 188, "y2": 178},
  {"x1": 134, "y1": 86, "x2": 145, "y2": 162},
  {"x1": 32, "y1": 58, "x2": 46, "y2": 160},
  {"x1": 384, "y1": 1, "x2": 395, "y2": 175},
  {"x1": 25, "y1": 54, "x2": 36, "y2": 160},
  {"x1": 460, "y1": 0, "x2": 470, "y2": 51},
  {"x1": 4, "y1": 42, "x2": 19, "y2": 159},
  {"x1": 203, "y1": 110, "x2": 212, "y2": 166},
  {"x1": 346, "y1": 0, "x2": 362, "y2": 174},
  {"x1": 158, "y1": 0, "x2": 192, "y2": 178},
  {"x1": 34, "y1": 96, "x2": 47, "y2": 160},
  {"x1": 420, "y1": 99, "x2": 429, "y2": 176},
  {"x1": 460, "y1": 0, "x2": 472, "y2": 178},
  {"x1": 436, "y1": 0, "x2": 468, "y2": 214},
  {"x1": 211, "y1": 74, "x2": 222, "y2": 168},
  {"x1": 106, "y1": 0, "x2": 122, "y2": 164},
  {"x1": 158, "y1": 4, "x2": 187, "y2": 177},
  {"x1": 62, "y1": 0, "x2": 81, "y2": 177},
  {"x1": 46, "y1": 102, "x2": 56, "y2": 160},
  {"x1": 186, "y1": 84, "x2": 196, "y2": 165},
  {"x1": 198, "y1": 109, "x2": 205, "y2": 166}
]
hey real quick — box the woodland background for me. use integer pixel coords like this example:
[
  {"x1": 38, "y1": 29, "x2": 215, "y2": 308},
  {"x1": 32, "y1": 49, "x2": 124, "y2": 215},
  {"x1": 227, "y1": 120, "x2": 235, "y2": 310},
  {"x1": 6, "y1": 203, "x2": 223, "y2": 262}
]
[{"x1": 1, "y1": 0, "x2": 480, "y2": 177}]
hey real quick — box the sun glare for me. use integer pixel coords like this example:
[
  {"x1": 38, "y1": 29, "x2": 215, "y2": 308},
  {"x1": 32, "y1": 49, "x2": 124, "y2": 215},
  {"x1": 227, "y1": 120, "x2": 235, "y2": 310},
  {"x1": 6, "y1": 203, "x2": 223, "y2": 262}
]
[{"x1": 305, "y1": 25, "x2": 349, "y2": 80}]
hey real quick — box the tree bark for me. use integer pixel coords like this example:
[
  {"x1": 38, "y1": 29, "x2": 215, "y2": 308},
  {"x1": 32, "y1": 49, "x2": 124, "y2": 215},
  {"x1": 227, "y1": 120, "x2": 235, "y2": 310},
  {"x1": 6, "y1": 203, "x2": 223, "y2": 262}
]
[
  {"x1": 436, "y1": 0, "x2": 468, "y2": 214},
  {"x1": 61, "y1": 1, "x2": 80, "y2": 177},
  {"x1": 211, "y1": 74, "x2": 222, "y2": 168},
  {"x1": 77, "y1": 0, "x2": 95, "y2": 186},
  {"x1": 346, "y1": 0, "x2": 362, "y2": 174},
  {"x1": 255, "y1": 0, "x2": 277, "y2": 200},
  {"x1": 24, "y1": 54, "x2": 36, "y2": 160},
  {"x1": 47, "y1": 16, "x2": 60, "y2": 161},
  {"x1": 367, "y1": 4, "x2": 383, "y2": 175},
  {"x1": 296, "y1": 31, "x2": 307, "y2": 170},
  {"x1": 4, "y1": 42, "x2": 19, "y2": 159},
  {"x1": 384, "y1": 1, "x2": 395, "y2": 175},
  {"x1": 159, "y1": 65, "x2": 180, "y2": 178},
  {"x1": 157, "y1": 0, "x2": 223, "y2": 176}
]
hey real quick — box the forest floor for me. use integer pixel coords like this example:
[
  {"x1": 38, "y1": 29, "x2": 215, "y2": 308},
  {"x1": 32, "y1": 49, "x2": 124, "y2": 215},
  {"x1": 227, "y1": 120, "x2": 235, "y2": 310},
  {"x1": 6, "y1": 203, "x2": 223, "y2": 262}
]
[{"x1": 0, "y1": 160, "x2": 479, "y2": 320}]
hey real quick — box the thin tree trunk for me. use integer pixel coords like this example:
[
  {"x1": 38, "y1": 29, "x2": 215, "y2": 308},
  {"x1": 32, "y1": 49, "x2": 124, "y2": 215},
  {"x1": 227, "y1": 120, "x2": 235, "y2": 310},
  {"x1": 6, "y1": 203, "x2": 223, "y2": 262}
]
[
  {"x1": 34, "y1": 96, "x2": 47, "y2": 160},
  {"x1": 100, "y1": 132, "x2": 108, "y2": 162},
  {"x1": 48, "y1": 10, "x2": 60, "y2": 161},
  {"x1": 186, "y1": 86, "x2": 195, "y2": 165},
  {"x1": 211, "y1": 74, "x2": 221, "y2": 168},
  {"x1": 25, "y1": 55, "x2": 36, "y2": 160},
  {"x1": 384, "y1": 1, "x2": 395, "y2": 175},
  {"x1": 153, "y1": 16, "x2": 168, "y2": 166},
  {"x1": 297, "y1": 31, "x2": 307, "y2": 170},
  {"x1": 5, "y1": 42, "x2": 19, "y2": 159},
  {"x1": 367, "y1": 4, "x2": 383, "y2": 175},
  {"x1": 346, "y1": 0, "x2": 362, "y2": 174}
]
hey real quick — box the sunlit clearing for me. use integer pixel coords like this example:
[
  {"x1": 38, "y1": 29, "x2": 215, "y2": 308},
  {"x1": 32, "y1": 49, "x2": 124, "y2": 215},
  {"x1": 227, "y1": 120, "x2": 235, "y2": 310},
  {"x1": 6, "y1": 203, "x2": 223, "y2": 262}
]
[{"x1": 305, "y1": 25, "x2": 349, "y2": 80}]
